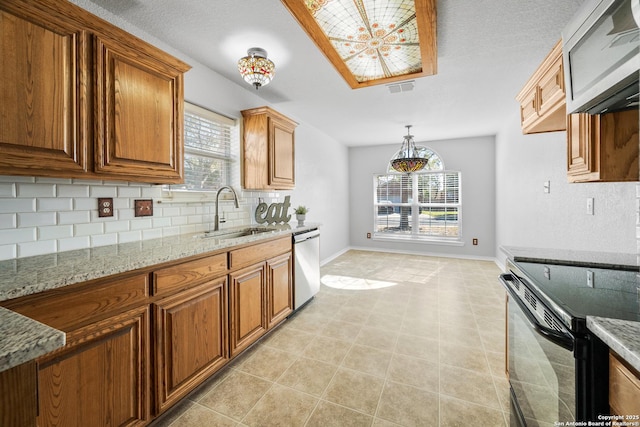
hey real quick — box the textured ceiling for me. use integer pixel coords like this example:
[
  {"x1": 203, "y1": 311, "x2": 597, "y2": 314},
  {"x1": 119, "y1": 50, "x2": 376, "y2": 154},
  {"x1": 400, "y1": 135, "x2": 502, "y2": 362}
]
[{"x1": 86, "y1": 0, "x2": 585, "y2": 147}]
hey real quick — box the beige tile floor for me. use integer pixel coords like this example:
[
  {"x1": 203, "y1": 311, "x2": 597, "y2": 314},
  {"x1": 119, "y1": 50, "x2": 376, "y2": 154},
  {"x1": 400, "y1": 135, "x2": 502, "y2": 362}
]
[{"x1": 151, "y1": 250, "x2": 509, "y2": 427}]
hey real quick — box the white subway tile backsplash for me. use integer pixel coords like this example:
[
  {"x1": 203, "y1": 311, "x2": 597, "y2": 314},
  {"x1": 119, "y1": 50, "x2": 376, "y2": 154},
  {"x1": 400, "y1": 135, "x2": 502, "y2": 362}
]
[
  {"x1": 38, "y1": 225, "x2": 73, "y2": 240},
  {"x1": 58, "y1": 210, "x2": 91, "y2": 225},
  {"x1": 104, "y1": 220, "x2": 130, "y2": 233},
  {"x1": 58, "y1": 184, "x2": 90, "y2": 198},
  {"x1": 0, "y1": 176, "x2": 34, "y2": 183},
  {"x1": 75, "y1": 222, "x2": 104, "y2": 236},
  {"x1": 35, "y1": 177, "x2": 73, "y2": 184},
  {"x1": 0, "y1": 179, "x2": 260, "y2": 259},
  {"x1": 89, "y1": 186, "x2": 118, "y2": 198},
  {"x1": 130, "y1": 218, "x2": 152, "y2": 230},
  {"x1": 0, "y1": 198, "x2": 35, "y2": 213},
  {"x1": 162, "y1": 226, "x2": 182, "y2": 237},
  {"x1": 58, "y1": 236, "x2": 90, "y2": 252},
  {"x1": 119, "y1": 230, "x2": 142, "y2": 243},
  {"x1": 16, "y1": 183, "x2": 56, "y2": 197},
  {"x1": 0, "y1": 227, "x2": 36, "y2": 243},
  {"x1": 113, "y1": 198, "x2": 130, "y2": 209},
  {"x1": 74, "y1": 198, "x2": 97, "y2": 211},
  {"x1": 117, "y1": 186, "x2": 141, "y2": 198},
  {"x1": 171, "y1": 216, "x2": 188, "y2": 226},
  {"x1": 142, "y1": 228, "x2": 163, "y2": 240},
  {"x1": 17, "y1": 212, "x2": 57, "y2": 227},
  {"x1": 0, "y1": 214, "x2": 16, "y2": 229},
  {"x1": 0, "y1": 245, "x2": 17, "y2": 261},
  {"x1": 152, "y1": 217, "x2": 171, "y2": 228},
  {"x1": 141, "y1": 186, "x2": 163, "y2": 198},
  {"x1": 37, "y1": 198, "x2": 73, "y2": 212},
  {"x1": 18, "y1": 240, "x2": 56, "y2": 257},
  {"x1": 0, "y1": 183, "x2": 16, "y2": 197},
  {"x1": 91, "y1": 233, "x2": 118, "y2": 247}
]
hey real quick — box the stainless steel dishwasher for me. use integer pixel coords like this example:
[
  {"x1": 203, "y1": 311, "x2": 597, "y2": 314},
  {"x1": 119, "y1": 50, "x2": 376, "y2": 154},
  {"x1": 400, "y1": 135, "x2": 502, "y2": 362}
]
[{"x1": 292, "y1": 228, "x2": 320, "y2": 310}]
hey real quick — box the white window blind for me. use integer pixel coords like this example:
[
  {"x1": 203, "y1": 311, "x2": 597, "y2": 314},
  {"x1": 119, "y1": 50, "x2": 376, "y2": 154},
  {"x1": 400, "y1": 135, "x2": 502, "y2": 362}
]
[
  {"x1": 374, "y1": 170, "x2": 462, "y2": 241},
  {"x1": 166, "y1": 103, "x2": 235, "y2": 192}
]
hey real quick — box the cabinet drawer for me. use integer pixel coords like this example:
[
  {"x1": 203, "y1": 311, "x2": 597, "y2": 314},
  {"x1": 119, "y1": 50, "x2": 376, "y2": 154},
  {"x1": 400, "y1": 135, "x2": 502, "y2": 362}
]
[
  {"x1": 610, "y1": 352, "x2": 640, "y2": 416},
  {"x1": 153, "y1": 253, "x2": 227, "y2": 296},
  {"x1": 229, "y1": 237, "x2": 291, "y2": 269},
  {"x1": 3, "y1": 274, "x2": 149, "y2": 331}
]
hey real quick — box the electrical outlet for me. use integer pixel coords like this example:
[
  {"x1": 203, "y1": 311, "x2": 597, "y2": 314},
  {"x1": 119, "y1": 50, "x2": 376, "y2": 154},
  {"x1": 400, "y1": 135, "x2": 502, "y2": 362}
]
[
  {"x1": 587, "y1": 270, "x2": 594, "y2": 288},
  {"x1": 134, "y1": 199, "x2": 153, "y2": 217},
  {"x1": 98, "y1": 198, "x2": 114, "y2": 217},
  {"x1": 543, "y1": 181, "x2": 550, "y2": 193},
  {"x1": 366, "y1": 232, "x2": 371, "y2": 239},
  {"x1": 586, "y1": 197, "x2": 594, "y2": 215},
  {"x1": 472, "y1": 238, "x2": 478, "y2": 245}
]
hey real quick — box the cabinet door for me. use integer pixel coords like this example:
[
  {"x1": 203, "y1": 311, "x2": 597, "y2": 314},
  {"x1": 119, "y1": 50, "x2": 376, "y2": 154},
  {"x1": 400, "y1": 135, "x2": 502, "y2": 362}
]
[
  {"x1": 268, "y1": 116, "x2": 295, "y2": 189},
  {"x1": 266, "y1": 252, "x2": 293, "y2": 329},
  {"x1": 94, "y1": 35, "x2": 186, "y2": 183},
  {"x1": 518, "y1": 88, "x2": 539, "y2": 133},
  {"x1": 36, "y1": 306, "x2": 150, "y2": 427},
  {"x1": 567, "y1": 113, "x2": 599, "y2": 182},
  {"x1": 537, "y1": 55, "x2": 564, "y2": 119},
  {"x1": 0, "y1": 6, "x2": 89, "y2": 177},
  {"x1": 229, "y1": 263, "x2": 267, "y2": 357},
  {"x1": 154, "y1": 278, "x2": 229, "y2": 413}
]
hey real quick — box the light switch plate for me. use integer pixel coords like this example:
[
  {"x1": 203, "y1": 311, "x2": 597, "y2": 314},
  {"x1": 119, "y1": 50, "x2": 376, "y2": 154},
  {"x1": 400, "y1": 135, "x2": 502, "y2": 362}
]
[{"x1": 134, "y1": 199, "x2": 153, "y2": 217}]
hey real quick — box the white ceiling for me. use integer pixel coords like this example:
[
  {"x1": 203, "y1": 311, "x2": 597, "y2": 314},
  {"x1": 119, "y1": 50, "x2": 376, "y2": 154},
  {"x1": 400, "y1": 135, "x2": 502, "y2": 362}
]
[{"x1": 87, "y1": 0, "x2": 585, "y2": 147}]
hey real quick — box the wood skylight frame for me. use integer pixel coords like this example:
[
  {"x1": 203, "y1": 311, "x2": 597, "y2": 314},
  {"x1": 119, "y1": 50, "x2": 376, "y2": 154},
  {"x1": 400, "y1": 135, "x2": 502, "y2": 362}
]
[{"x1": 280, "y1": 0, "x2": 437, "y2": 89}]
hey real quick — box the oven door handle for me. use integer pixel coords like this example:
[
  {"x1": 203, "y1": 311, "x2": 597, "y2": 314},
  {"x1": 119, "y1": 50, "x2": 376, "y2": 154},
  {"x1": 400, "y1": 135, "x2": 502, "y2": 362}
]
[{"x1": 500, "y1": 274, "x2": 574, "y2": 351}]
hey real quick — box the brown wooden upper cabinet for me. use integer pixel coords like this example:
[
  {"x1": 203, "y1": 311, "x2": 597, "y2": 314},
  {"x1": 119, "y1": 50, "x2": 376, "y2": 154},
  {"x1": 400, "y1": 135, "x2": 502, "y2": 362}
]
[
  {"x1": 0, "y1": 0, "x2": 190, "y2": 184},
  {"x1": 516, "y1": 40, "x2": 566, "y2": 134},
  {"x1": 567, "y1": 110, "x2": 639, "y2": 182},
  {"x1": 241, "y1": 106, "x2": 297, "y2": 190}
]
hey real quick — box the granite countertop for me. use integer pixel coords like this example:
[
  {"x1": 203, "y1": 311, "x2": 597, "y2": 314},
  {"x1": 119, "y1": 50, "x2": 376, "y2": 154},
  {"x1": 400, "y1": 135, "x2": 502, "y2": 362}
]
[
  {"x1": 588, "y1": 316, "x2": 640, "y2": 372},
  {"x1": 0, "y1": 223, "x2": 319, "y2": 373},
  {"x1": 0, "y1": 307, "x2": 65, "y2": 372},
  {"x1": 500, "y1": 245, "x2": 638, "y2": 270},
  {"x1": 0, "y1": 223, "x2": 320, "y2": 302}
]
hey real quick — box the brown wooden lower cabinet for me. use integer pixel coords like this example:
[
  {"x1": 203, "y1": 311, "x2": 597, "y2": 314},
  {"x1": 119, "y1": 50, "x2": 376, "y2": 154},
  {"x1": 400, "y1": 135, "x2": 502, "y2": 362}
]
[
  {"x1": 1, "y1": 239, "x2": 294, "y2": 426},
  {"x1": 37, "y1": 306, "x2": 150, "y2": 426},
  {"x1": 0, "y1": 361, "x2": 37, "y2": 427},
  {"x1": 229, "y1": 262, "x2": 268, "y2": 357},
  {"x1": 610, "y1": 351, "x2": 640, "y2": 417},
  {"x1": 267, "y1": 252, "x2": 293, "y2": 328},
  {"x1": 154, "y1": 277, "x2": 229, "y2": 413}
]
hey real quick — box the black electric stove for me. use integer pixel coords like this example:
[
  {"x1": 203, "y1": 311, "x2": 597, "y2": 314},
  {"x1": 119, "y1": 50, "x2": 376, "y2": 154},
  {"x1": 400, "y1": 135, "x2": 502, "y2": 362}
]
[
  {"x1": 513, "y1": 260, "x2": 640, "y2": 332},
  {"x1": 503, "y1": 258, "x2": 639, "y2": 426}
]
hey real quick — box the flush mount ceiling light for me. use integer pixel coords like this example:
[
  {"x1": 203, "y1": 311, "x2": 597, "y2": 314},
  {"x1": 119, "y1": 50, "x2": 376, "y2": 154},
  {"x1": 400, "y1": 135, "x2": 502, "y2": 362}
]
[
  {"x1": 237, "y1": 47, "x2": 275, "y2": 90},
  {"x1": 280, "y1": 0, "x2": 436, "y2": 89},
  {"x1": 390, "y1": 125, "x2": 429, "y2": 173}
]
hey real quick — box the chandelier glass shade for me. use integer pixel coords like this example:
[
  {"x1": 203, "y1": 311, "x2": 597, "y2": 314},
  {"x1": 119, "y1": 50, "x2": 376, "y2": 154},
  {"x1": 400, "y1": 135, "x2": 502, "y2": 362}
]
[
  {"x1": 237, "y1": 47, "x2": 275, "y2": 90},
  {"x1": 390, "y1": 125, "x2": 429, "y2": 173}
]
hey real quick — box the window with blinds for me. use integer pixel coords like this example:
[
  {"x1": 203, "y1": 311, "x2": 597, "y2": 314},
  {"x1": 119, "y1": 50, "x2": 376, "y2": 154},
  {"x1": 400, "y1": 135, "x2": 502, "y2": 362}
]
[
  {"x1": 165, "y1": 103, "x2": 235, "y2": 192},
  {"x1": 373, "y1": 148, "x2": 461, "y2": 241}
]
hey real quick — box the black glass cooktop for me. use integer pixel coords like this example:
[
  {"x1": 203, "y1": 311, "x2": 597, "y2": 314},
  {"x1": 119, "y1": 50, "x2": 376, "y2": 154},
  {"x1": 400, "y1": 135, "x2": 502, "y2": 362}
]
[{"x1": 513, "y1": 260, "x2": 640, "y2": 324}]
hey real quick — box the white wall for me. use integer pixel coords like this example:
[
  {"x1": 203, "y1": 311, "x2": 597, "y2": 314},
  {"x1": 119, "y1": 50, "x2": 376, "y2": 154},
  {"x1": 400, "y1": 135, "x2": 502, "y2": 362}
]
[
  {"x1": 0, "y1": 0, "x2": 350, "y2": 263},
  {"x1": 348, "y1": 136, "x2": 496, "y2": 259},
  {"x1": 495, "y1": 110, "x2": 638, "y2": 265}
]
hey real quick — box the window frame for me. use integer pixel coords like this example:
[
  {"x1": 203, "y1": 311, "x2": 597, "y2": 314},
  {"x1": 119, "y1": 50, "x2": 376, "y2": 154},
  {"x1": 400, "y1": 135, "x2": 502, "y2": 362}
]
[
  {"x1": 161, "y1": 102, "x2": 237, "y2": 203},
  {"x1": 373, "y1": 167, "x2": 463, "y2": 245}
]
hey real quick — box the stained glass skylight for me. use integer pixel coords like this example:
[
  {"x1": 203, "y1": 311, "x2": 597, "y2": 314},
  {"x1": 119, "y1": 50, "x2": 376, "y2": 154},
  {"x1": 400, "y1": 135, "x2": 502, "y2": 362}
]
[{"x1": 281, "y1": 0, "x2": 436, "y2": 89}]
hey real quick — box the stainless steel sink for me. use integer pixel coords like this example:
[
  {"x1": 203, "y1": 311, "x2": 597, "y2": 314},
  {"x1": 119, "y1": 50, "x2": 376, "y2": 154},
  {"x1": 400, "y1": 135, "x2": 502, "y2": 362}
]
[{"x1": 198, "y1": 227, "x2": 273, "y2": 240}]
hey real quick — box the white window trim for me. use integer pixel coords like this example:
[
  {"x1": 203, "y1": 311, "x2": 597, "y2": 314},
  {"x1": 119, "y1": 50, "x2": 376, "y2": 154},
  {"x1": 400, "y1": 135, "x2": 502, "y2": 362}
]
[
  {"x1": 372, "y1": 170, "x2": 463, "y2": 245},
  {"x1": 160, "y1": 103, "x2": 238, "y2": 203}
]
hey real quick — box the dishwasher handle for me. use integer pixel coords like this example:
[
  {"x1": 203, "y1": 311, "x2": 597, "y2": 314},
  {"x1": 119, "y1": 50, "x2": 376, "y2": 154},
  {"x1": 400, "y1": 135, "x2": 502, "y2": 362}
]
[{"x1": 293, "y1": 229, "x2": 320, "y2": 243}]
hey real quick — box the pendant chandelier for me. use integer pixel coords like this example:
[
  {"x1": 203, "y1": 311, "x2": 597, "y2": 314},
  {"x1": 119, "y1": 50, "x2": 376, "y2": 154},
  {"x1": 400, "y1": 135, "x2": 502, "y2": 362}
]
[
  {"x1": 390, "y1": 125, "x2": 429, "y2": 173},
  {"x1": 237, "y1": 47, "x2": 275, "y2": 90}
]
